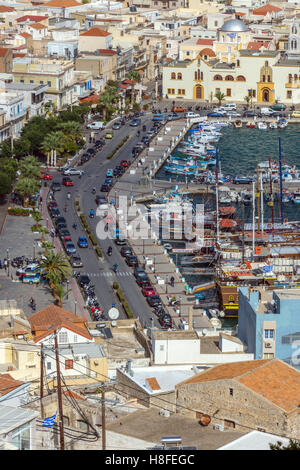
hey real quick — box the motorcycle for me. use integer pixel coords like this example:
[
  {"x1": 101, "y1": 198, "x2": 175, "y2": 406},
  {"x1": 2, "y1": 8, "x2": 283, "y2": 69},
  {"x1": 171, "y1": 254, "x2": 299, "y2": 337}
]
[
  {"x1": 107, "y1": 247, "x2": 112, "y2": 256},
  {"x1": 89, "y1": 209, "x2": 94, "y2": 218}
]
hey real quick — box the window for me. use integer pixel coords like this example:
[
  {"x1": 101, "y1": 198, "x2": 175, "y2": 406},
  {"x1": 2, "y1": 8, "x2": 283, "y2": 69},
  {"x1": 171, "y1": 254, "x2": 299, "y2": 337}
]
[
  {"x1": 20, "y1": 79, "x2": 24, "y2": 83},
  {"x1": 47, "y1": 81, "x2": 51, "y2": 87},
  {"x1": 167, "y1": 88, "x2": 175, "y2": 95},
  {"x1": 178, "y1": 89, "x2": 185, "y2": 95},
  {"x1": 171, "y1": 72, "x2": 176, "y2": 79},
  {"x1": 40, "y1": 80, "x2": 44, "y2": 84},
  {"x1": 226, "y1": 88, "x2": 231, "y2": 97},
  {"x1": 252, "y1": 90, "x2": 256, "y2": 98},
  {"x1": 262, "y1": 75, "x2": 266, "y2": 82},
  {"x1": 267, "y1": 75, "x2": 271, "y2": 82},
  {"x1": 236, "y1": 75, "x2": 246, "y2": 81},
  {"x1": 288, "y1": 74, "x2": 292, "y2": 83},
  {"x1": 160, "y1": 345, "x2": 164, "y2": 351},
  {"x1": 214, "y1": 21, "x2": 218, "y2": 27},
  {"x1": 30, "y1": 80, "x2": 34, "y2": 84},
  {"x1": 264, "y1": 329, "x2": 274, "y2": 339},
  {"x1": 59, "y1": 331, "x2": 68, "y2": 343},
  {"x1": 213, "y1": 75, "x2": 223, "y2": 81},
  {"x1": 287, "y1": 90, "x2": 292, "y2": 99},
  {"x1": 65, "y1": 359, "x2": 73, "y2": 370},
  {"x1": 77, "y1": 420, "x2": 89, "y2": 432},
  {"x1": 229, "y1": 388, "x2": 233, "y2": 396},
  {"x1": 263, "y1": 353, "x2": 274, "y2": 359},
  {"x1": 237, "y1": 60, "x2": 240, "y2": 67},
  {"x1": 12, "y1": 424, "x2": 30, "y2": 450},
  {"x1": 177, "y1": 72, "x2": 182, "y2": 80},
  {"x1": 215, "y1": 88, "x2": 220, "y2": 94},
  {"x1": 47, "y1": 362, "x2": 51, "y2": 370},
  {"x1": 225, "y1": 75, "x2": 234, "y2": 81}
]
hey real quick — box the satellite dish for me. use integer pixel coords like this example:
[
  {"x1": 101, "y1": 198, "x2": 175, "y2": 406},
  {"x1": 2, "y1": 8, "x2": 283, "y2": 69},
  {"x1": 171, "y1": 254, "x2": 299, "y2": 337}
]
[
  {"x1": 111, "y1": 320, "x2": 117, "y2": 327},
  {"x1": 108, "y1": 307, "x2": 119, "y2": 320},
  {"x1": 202, "y1": 328, "x2": 208, "y2": 336}
]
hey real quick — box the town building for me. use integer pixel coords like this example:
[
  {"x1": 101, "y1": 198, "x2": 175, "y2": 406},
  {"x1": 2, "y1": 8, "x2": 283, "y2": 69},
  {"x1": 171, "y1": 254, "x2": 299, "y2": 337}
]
[
  {"x1": 79, "y1": 27, "x2": 113, "y2": 52},
  {"x1": 0, "y1": 405, "x2": 39, "y2": 450},
  {"x1": 175, "y1": 358, "x2": 300, "y2": 438},
  {"x1": 238, "y1": 287, "x2": 300, "y2": 368}
]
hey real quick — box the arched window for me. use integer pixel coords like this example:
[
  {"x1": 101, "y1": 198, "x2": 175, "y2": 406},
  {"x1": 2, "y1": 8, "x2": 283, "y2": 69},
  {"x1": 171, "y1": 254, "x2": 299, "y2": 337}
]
[
  {"x1": 236, "y1": 75, "x2": 246, "y2": 81},
  {"x1": 294, "y1": 74, "x2": 298, "y2": 83},
  {"x1": 200, "y1": 71, "x2": 203, "y2": 80},
  {"x1": 262, "y1": 75, "x2": 266, "y2": 82},
  {"x1": 194, "y1": 71, "x2": 197, "y2": 80},
  {"x1": 197, "y1": 69, "x2": 200, "y2": 80},
  {"x1": 171, "y1": 72, "x2": 176, "y2": 79},
  {"x1": 225, "y1": 75, "x2": 234, "y2": 81},
  {"x1": 177, "y1": 72, "x2": 182, "y2": 80},
  {"x1": 213, "y1": 74, "x2": 223, "y2": 80},
  {"x1": 288, "y1": 74, "x2": 292, "y2": 83},
  {"x1": 292, "y1": 26, "x2": 297, "y2": 35},
  {"x1": 267, "y1": 75, "x2": 271, "y2": 82}
]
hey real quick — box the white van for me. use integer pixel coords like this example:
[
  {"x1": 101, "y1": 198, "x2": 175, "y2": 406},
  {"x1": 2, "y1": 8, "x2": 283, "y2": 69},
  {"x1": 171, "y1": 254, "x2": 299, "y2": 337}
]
[
  {"x1": 223, "y1": 103, "x2": 237, "y2": 111},
  {"x1": 261, "y1": 107, "x2": 274, "y2": 116},
  {"x1": 185, "y1": 112, "x2": 201, "y2": 118},
  {"x1": 86, "y1": 121, "x2": 105, "y2": 130}
]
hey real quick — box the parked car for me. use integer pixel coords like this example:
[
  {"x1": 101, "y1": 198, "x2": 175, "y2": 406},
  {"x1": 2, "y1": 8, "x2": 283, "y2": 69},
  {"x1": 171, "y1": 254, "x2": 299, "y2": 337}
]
[
  {"x1": 121, "y1": 246, "x2": 133, "y2": 257},
  {"x1": 260, "y1": 107, "x2": 275, "y2": 116},
  {"x1": 63, "y1": 168, "x2": 84, "y2": 176},
  {"x1": 57, "y1": 223, "x2": 68, "y2": 231},
  {"x1": 86, "y1": 121, "x2": 105, "y2": 130},
  {"x1": 243, "y1": 111, "x2": 257, "y2": 118},
  {"x1": 55, "y1": 216, "x2": 67, "y2": 227},
  {"x1": 50, "y1": 207, "x2": 60, "y2": 218},
  {"x1": 233, "y1": 175, "x2": 253, "y2": 184},
  {"x1": 106, "y1": 169, "x2": 114, "y2": 177},
  {"x1": 142, "y1": 286, "x2": 156, "y2": 297},
  {"x1": 79, "y1": 275, "x2": 91, "y2": 287},
  {"x1": 77, "y1": 236, "x2": 88, "y2": 248},
  {"x1": 48, "y1": 200, "x2": 58, "y2": 210},
  {"x1": 112, "y1": 121, "x2": 121, "y2": 130},
  {"x1": 58, "y1": 229, "x2": 71, "y2": 239},
  {"x1": 159, "y1": 313, "x2": 173, "y2": 328},
  {"x1": 51, "y1": 181, "x2": 61, "y2": 191},
  {"x1": 207, "y1": 112, "x2": 224, "y2": 117},
  {"x1": 185, "y1": 112, "x2": 201, "y2": 118},
  {"x1": 226, "y1": 111, "x2": 241, "y2": 118},
  {"x1": 136, "y1": 276, "x2": 151, "y2": 287},
  {"x1": 64, "y1": 241, "x2": 77, "y2": 254},
  {"x1": 130, "y1": 118, "x2": 141, "y2": 126},
  {"x1": 147, "y1": 295, "x2": 162, "y2": 307},
  {"x1": 41, "y1": 172, "x2": 53, "y2": 180},
  {"x1": 271, "y1": 104, "x2": 286, "y2": 111},
  {"x1": 101, "y1": 184, "x2": 110, "y2": 192},
  {"x1": 291, "y1": 111, "x2": 300, "y2": 118},
  {"x1": 120, "y1": 160, "x2": 130, "y2": 167},
  {"x1": 62, "y1": 177, "x2": 74, "y2": 187},
  {"x1": 125, "y1": 255, "x2": 139, "y2": 267},
  {"x1": 114, "y1": 237, "x2": 126, "y2": 246},
  {"x1": 134, "y1": 267, "x2": 147, "y2": 279},
  {"x1": 95, "y1": 195, "x2": 107, "y2": 205},
  {"x1": 70, "y1": 255, "x2": 83, "y2": 268},
  {"x1": 171, "y1": 106, "x2": 187, "y2": 113}
]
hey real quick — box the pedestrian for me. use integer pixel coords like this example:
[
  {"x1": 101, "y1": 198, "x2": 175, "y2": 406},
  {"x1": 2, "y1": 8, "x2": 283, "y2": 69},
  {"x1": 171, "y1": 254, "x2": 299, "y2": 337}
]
[
  {"x1": 50, "y1": 228, "x2": 55, "y2": 238},
  {"x1": 3, "y1": 259, "x2": 7, "y2": 271},
  {"x1": 0, "y1": 260, "x2": 2, "y2": 269},
  {"x1": 55, "y1": 228, "x2": 59, "y2": 237},
  {"x1": 170, "y1": 276, "x2": 175, "y2": 287}
]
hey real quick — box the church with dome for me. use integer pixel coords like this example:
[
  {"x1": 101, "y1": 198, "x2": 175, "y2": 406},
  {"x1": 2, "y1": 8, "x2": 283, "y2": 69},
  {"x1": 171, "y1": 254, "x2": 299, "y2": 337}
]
[{"x1": 162, "y1": 16, "x2": 300, "y2": 105}]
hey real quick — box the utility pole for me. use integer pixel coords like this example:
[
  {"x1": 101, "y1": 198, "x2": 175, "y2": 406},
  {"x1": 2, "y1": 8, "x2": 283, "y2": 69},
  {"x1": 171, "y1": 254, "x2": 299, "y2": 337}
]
[
  {"x1": 54, "y1": 331, "x2": 65, "y2": 451},
  {"x1": 40, "y1": 343, "x2": 44, "y2": 419},
  {"x1": 102, "y1": 389, "x2": 106, "y2": 450}
]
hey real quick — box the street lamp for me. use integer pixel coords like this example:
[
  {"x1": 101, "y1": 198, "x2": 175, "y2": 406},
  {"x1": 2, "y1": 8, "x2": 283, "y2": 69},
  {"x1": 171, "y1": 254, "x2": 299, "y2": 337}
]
[
  {"x1": 66, "y1": 280, "x2": 70, "y2": 300},
  {"x1": 6, "y1": 249, "x2": 10, "y2": 276},
  {"x1": 33, "y1": 243, "x2": 36, "y2": 260},
  {"x1": 74, "y1": 300, "x2": 77, "y2": 315}
]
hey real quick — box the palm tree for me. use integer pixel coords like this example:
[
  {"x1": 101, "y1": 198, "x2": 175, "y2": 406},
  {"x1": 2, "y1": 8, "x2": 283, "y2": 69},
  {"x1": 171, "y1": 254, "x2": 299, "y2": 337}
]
[
  {"x1": 244, "y1": 95, "x2": 251, "y2": 108},
  {"x1": 38, "y1": 225, "x2": 49, "y2": 242},
  {"x1": 215, "y1": 91, "x2": 226, "y2": 107},
  {"x1": 19, "y1": 156, "x2": 41, "y2": 180},
  {"x1": 53, "y1": 283, "x2": 71, "y2": 307},
  {"x1": 59, "y1": 121, "x2": 82, "y2": 143},
  {"x1": 41, "y1": 241, "x2": 54, "y2": 255},
  {"x1": 126, "y1": 71, "x2": 140, "y2": 106},
  {"x1": 38, "y1": 251, "x2": 72, "y2": 293},
  {"x1": 14, "y1": 177, "x2": 40, "y2": 207},
  {"x1": 41, "y1": 131, "x2": 66, "y2": 166},
  {"x1": 98, "y1": 92, "x2": 112, "y2": 121},
  {"x1": 32, "y1": 210, "x2": 43, "y2": 230}
]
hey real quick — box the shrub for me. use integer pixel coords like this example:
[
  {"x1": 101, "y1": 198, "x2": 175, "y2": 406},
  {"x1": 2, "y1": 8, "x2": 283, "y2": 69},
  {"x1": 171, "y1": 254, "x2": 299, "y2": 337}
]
[
  {"x1": 8, "y1": 207, "x2": 31, "y2": 216},
  {"x1": 95, "y1": 246, "x2": 102, "y2": 258},
  {"x1": 113, "y1": 281, "x2": 119, "y2": 290},
  {"x1": 89, "y1": 233, "x2": 97, "y2": 246}
]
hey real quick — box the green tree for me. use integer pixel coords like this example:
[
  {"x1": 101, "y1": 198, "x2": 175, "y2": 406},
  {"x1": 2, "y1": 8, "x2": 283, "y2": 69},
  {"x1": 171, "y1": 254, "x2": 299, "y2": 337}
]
[
  {"x1": 38, "y1": 251, "x2": 72, "y2": 293},
  {"x1": 14, "y1": 177, "x2": 40, "y2": 206},
  {"x1": 126, "y1": 71, "x2": 140, "y2": 106},
  {"x1": 53, "y1": 283, "x2": 72, "y2": 307},
  {"x1": 38, "y1": 225, "x2": 49, "y2": 242},
  {"x1": 32, "y1": 211, "x2": 43, "y2": 231},
  {"x1": 98, "y1": 92, "x2": 112, "y2": 121},
  {"x1": 59, "y1": 121, "x2": 82, "y2": 143},
  {"x1": 0, "y1": 171, "x2": 12, "y2": 200},
  {"x1": 215, "y1": 91, "x2": 226, "y2": 107},
  {"x1": 244, "y1": 95, "x2": 251, "y2": 108},
  {"x1": 40, "y1": 131, "x2": 66, "y2": 165},
  {"x1": 41, "y1": 241, "x2": 54, "y2": 256},
  {"x1": 270, "y1": 440, "x2": 300, "y2": 450},
  {"x1": 19, "y1": 156, "x2": 41, "y2": 180}
]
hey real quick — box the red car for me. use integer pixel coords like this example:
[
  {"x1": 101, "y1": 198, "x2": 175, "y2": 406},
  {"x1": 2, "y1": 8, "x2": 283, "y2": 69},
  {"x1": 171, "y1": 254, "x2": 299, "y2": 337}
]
[
  {"x1": 48, "y1": 200, "x2": 58, "y2": 209},
  {"x1": 142, "y1": 286, "x2": 156, "y2": 297},
  {"x1": 62, "y1": 177, "x2": 74, "y2": 187},
  {"x1": 41, "y1": 173, "x2": 53, "y2": 180},
  {"x1": 62, "y1": 235, "x2": 72, "y2": 243},
  {"x1": 120, "y1": 160, "x2": 130, "y2": 168}
]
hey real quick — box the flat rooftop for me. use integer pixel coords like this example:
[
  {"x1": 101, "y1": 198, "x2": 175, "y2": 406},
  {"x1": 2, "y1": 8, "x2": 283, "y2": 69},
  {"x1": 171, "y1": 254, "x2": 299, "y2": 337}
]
[
  {"x1": 107, "y1": 407, "x2": 245, "y2": 450},
  {"x1": 152, "y1": 330, "x2": 199, "y2": 340}
]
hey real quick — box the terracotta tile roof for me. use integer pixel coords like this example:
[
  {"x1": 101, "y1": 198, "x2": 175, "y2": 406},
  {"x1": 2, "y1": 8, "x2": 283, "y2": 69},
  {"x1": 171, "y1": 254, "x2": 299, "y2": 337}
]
[
  {"x1": 64, "y1": 390, "x2": 84, "y2": 400},
  {"x1": 237, "y1": 360, "x2": 300, "y2": 412},
  {"x1": 235, "y1": 12, "x2": 245, "y2": 16},
  {"x1": 196, "y1": 39, "x2": 214, "y2": 46},
  {"x1": 181, "y1": 360, "x2": 269, "y2": 385},
  {"x1": 0, "y1": 6, "x2": 15, "y2": 12},
  {"x1": 28, "y1": 304, "x2": 91, "y2": 342},
  {"x1": 0, "y1": 47, "x2": 10, "y2": 57},
  {"x1": 247, "y1": 41, "x2": 269, "y2": 50},
  {"x1": 29, "y1": 23, "x2": 47, "y2": 30},
  {"x1": 200, "y1": 47, "x2": 216, "y2": 57},
  {"x1": 17, "y1": 15, "x2": 48, "y2": 22},
  {"x1": 0, "y1": 374, "x2": 24, "y2": 396},
  {"x1": 181, "y1": 359, "x2": 300, "y2": 413},
  {"x1": 146, "y1": 377, "x2": 161, "y2": 391},
  {"x1": 99, "y1": 49, "x2": 117, "y2": 55},
  {"x1": 253, "y1": 3, "x2": 282, "y2": 15},
  {"x1": 44, "y1": 0, "x2": 81, "y2": 7},
  {"x1": 19, "y1": 32, "x2": 32, "y2": 38},
  {"x1": 80, "y1": 27, "x2": 111, "y2": 37}
]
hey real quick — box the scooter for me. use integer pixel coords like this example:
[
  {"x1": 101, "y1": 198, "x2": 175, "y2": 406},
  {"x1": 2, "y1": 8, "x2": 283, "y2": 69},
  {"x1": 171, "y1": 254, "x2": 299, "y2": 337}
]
[
  {"x1": 107, "y1": 247, "x2": 112, "y2": 256},
  {"x1": 89, "y1": 210, "x2": 94, "y2": 218}
]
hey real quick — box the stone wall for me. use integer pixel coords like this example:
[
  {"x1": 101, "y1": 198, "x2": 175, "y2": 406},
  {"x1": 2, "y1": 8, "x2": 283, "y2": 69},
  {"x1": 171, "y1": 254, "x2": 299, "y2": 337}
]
[{"x1": 175, "y1": 379, "x2": 300, "y2": 438}]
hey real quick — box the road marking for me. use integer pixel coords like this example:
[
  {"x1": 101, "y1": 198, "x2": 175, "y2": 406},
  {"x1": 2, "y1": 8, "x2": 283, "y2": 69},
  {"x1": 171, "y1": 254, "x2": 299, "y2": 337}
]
[{"x1": 79, "y1": 271, "x2": 133, "y2": 277}]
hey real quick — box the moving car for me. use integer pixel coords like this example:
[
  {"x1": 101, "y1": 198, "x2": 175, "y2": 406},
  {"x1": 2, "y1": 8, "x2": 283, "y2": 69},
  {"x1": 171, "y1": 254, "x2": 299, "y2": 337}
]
[
  {"x1": 70, "y1": 255, "x2": 83, "y2": 268},
  {"x1": 79, "y1": 275, "x2": 91, "y2": 287},
  {"x1": 105, "y1": 131, "x2": 113, "y2": 139},
  {"x1": 77, "y1": 236, "x2": 88, "y2": 248},
  {"x1": 129, "y1": 118, "x2": 141, "y2": 126},
  {"x1": 112, "y1": 121, "x2": 121, "y2": 130},
  {"x1": 63, "y1": 168, "x2": 84, "y2": 176},
  {"x1": 51, "y1": 181, "x2": 61, "y2": 191},
  {"x1": 171, "y1": 106, "x2": 187, "y2": 113},
  {"x1": 95, "y1": 195, "x2": 107, "y2": 205},
  {"x1": 62, "y1": 177, "x2": 74, "y2": 187}
]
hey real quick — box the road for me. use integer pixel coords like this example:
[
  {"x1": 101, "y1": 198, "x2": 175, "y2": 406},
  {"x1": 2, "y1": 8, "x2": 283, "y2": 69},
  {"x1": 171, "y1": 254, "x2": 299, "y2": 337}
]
[{"x1": 52, "y1": 115, "x2": 159, "y2": 328}]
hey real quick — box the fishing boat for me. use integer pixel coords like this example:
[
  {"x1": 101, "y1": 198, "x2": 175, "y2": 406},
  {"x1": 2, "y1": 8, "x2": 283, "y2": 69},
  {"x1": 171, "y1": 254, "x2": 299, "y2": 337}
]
[
  {"x1": 292, "y1": 190, "x2": 300, "y2": 203},
  {"x1": 257, "y1": 121, "x2": 268, "y2": 130},
  {"x1": 234, "y1": 120, "x2": 242, "y2": 128},
  {"x1": 269, "y1": 122, "x2": 277, "y2": 129},
  {"x1": 278, "y1": 119, "x2": 288, "y2": 129}
]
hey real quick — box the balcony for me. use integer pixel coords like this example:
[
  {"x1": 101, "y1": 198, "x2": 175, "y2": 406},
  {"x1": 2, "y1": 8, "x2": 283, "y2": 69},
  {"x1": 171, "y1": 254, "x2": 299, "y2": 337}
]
[{"x1": 286, "y1": 81, "x2": 300, "y2": 89}]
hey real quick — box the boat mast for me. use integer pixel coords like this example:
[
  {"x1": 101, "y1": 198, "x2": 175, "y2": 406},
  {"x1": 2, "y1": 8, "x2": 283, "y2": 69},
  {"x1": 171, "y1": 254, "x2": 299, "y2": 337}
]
[
  {"x1": 260, "y1": 173, "x2": 264, "y2": 232},
  {"x1": 216, "y1": 147, "x2": 219, "y2": 245},
  {"x1": 278, "y1": 137, "x2": 284, "y2": 225},
  {"x1": 256, "y1": 164, "x2": 260, "y2": 233},
  {"x1": 252, "y1": 180, "x2": 255, "y2": 260}
]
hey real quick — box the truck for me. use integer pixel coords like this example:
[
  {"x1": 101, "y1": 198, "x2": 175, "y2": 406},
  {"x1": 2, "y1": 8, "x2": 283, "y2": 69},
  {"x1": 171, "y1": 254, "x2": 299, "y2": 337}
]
[{"x1": 86, "y1": 121, "x2": 105, "y2": 130}]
